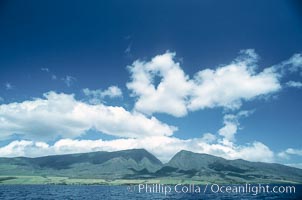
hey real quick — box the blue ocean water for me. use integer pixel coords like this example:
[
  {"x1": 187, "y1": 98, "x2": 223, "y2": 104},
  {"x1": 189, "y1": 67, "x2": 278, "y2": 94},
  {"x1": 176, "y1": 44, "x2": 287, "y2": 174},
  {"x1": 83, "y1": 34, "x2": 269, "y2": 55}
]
[{"x1": 0, "y1": 185, "x2": 301, "y2": 200}]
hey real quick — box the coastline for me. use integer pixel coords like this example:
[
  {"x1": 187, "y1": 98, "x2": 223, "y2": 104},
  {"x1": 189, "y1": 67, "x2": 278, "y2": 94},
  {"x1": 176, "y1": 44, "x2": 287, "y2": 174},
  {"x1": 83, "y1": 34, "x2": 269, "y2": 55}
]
[{"x1": 0, "y1": 176, "x2": 299, "y2": 185}]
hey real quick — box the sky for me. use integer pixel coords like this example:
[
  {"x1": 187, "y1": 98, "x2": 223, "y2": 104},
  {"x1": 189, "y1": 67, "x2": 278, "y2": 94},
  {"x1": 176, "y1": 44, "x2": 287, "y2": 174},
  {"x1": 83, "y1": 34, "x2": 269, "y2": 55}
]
[{"x1": 0, "y1": 0, "x2": 302, "y2": 167}]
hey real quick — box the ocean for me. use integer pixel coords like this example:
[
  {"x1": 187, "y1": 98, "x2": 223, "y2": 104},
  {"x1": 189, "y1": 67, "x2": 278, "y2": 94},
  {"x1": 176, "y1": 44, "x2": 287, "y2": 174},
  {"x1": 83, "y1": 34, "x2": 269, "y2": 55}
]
[{"x1": 0, "y1": 184, "x2": 301, "y2": 199}]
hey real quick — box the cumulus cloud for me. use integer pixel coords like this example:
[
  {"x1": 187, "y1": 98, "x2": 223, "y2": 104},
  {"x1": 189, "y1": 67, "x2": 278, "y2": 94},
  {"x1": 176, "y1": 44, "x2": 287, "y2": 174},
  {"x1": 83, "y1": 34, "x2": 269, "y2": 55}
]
[
  {"x1": 0, "y1": 107, "x2": 274, "y2": 163},
  {"x1": 200, "y1": 133, "x2": 216, "y2": 143},
  {"x1": 1, "y1": 50, "x2": 300, "y2": 164},
  {"x1": 83, "y1": 86, "x2": 122, "y2": 104},
  {"x1": 285, "y1": 148, "x2": 302, "y2": 156},
  {"x1": 286, "y1": 81, "x2": 302, "y2": 88},
  {"x1": 0, "y1": 91, "x2": 176, "y2": 141},
  {"x1": 285, "y1": 54, "x2": 302, "y2": 73},
  {"x1": 127, "y1": 52, "x2": 192, "y2": 117},
  {"x1": 127, "y1": 50, "x2": 281, "y2": 117},
  {"x1": 278, "y1": 148, "x2": 302, "y2": 160},
  {"x1": 0, "y1": 140, "x2": 50, "y2": 157},
  {"x1": 218, "y1": 119, "x2": 238, "y2": 143},
  {"x1": 101, "y1": 86, "x2": 123, "y2": 98},
  {"x1": 218, "y1": 110, "x2": 253, "y2": 143},
  {"x1": 273, "y1": 53, "x2": 302, "y2": 76},
  {"x1": 189, "y1": 52, "x2": 280, "y2": 111},
  {"x1": 0, "y1": 136, "x2": 274, "y2": 163}
]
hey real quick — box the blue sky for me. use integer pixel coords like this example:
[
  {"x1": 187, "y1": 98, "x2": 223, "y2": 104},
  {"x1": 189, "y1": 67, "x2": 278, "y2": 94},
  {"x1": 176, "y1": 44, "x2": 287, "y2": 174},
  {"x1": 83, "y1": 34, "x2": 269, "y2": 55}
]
[{"x1": 0, "y1": 0, "x2": 302, "y2": 166}]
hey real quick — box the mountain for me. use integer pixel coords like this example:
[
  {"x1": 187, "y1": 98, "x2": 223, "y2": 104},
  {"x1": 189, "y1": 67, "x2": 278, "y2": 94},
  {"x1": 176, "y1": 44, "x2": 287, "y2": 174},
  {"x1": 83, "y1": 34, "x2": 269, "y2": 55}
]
[
  {"x1": 0, "y1": 149, "x2": 163, "y2": 179},
  {"x1": 158, "y1": 150, "x2": 302, "y2": 183},
  {"x1": 0, "y1": 149, "x2": 302, "y2": 184}
]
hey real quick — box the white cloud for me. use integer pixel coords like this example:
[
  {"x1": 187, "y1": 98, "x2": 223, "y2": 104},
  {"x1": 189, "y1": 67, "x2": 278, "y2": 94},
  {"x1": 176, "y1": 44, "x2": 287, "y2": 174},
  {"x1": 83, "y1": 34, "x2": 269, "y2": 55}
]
[
  {"x1": 127, "y1": 50, "x2": 281, "y2": 117},
  {"x1": 83, "y1": 86, "x2": 122, "y2": 104},
  {"x1": 101, "y1": 86, "x2": 123, "y2": 98},
  {"x1": 285, "y1": 148, "x2": 302, "y2": 156},
  {"x1": 286, "y1": 54, "x2": 302, "y2": 73},
  {"x1": 127, "y1": 52, "x2": 193, "y2": 117},
  {"x1": 277, "y1": 151, "x2": 290, "y2": 160},
  {"x1": 277, "y1": 148, "x2": 302, "y2": 166},
  {"x1": 0, "y1": 108, "x2": 273, "y2": 163},
  {"x1": 286, "y1": 81, "x2": 302, "y2": 88},
  {"x1": 218, "y1": 110, "x2": 253, "y2": 143},
  {"x1": 0, "y1": 137, "x2": 274, "y2": 163},
  {"x1": 62, "y1": 75, "x2": 76, "y2": 87},
  {"x1": 0, "y1": 92, "x2": 274, "y2": 163},
  {"x1": 200, "y1": 133, "x2": 216, "y2": 143},
  {"x1": 278, "y1": 148, "x2": 302, "y2": 160},
  {"x1": 218, "y1": 121, "x2": 238, "y2": 143},
  {"x1": 233, "y1": 141, "x2": 274, "y2": 162},
  {"x1": 1, "y1": 50, "x2": 299, "y2": 165},
  {"x1": 188, "y1": 50, "x2": 280, "y2": 111},
  {"x1": 273, "y1": 53, "x2": 302, "y2": 75},
  {"x1": 0, "y1": 91, "x2": 176, "y2": 141},
  {"x1": 0, "y1": 140, "x2": 50, "y2": 157}
]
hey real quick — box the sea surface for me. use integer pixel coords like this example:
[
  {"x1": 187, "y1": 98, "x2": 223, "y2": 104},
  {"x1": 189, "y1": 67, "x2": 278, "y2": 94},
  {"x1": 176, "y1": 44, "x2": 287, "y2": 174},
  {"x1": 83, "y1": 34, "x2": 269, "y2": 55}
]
[{"x1": 0, "y1": 184, "x2": 301, "y2": 200}]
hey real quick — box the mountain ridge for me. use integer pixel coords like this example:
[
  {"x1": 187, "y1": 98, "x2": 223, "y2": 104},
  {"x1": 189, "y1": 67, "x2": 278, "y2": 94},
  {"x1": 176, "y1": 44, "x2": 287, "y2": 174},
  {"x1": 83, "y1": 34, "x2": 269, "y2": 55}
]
[
  {"x1": 0, "y1": 149, "x2": 301, "y2": 184},
  {"x1": 163, "y1": 149, "x2": 302, "y2": 183}
]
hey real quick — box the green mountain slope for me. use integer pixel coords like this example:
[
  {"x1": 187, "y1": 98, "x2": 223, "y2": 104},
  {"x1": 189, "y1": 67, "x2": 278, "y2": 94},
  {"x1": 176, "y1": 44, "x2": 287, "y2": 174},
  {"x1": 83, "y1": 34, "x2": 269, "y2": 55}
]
[
  {"x1": 0, "y1": 149, "x2": 163, "y2": 179},
  {"x1": 162, "y1": 150, "x2": 302, "y2": 183},
  {"x1": 0, "y1": 149, "x2": 302, "y2": 183}
]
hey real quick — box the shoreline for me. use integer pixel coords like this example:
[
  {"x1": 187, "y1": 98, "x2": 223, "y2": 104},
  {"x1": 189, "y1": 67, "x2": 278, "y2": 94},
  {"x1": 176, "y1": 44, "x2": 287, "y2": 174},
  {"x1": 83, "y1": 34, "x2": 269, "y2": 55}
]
[{"x1": 0, "y1": 176, "x2": 300, "y2": 185}]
